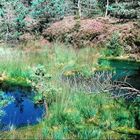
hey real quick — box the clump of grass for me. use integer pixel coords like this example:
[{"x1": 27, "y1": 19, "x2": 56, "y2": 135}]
[
  {"x1": 39, "y1": 87, "x2": 137, "y2": 139},
  {"x1": 0, "y1": 42, "x2": 100, "y2": 85}
]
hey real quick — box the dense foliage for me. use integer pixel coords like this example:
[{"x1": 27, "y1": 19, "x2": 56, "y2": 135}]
[
  {"x1": 0, "y1": 0, "x2": 139, "y2": 42},
  {"x1": 0, "y1": 0, "x2": 65, "y2": 41},
  {"x1": 104, "y1": 32, "x2": 124, "y2": 57}
]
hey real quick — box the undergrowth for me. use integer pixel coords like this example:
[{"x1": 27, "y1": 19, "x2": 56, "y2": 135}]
[{"x1": 0, "y1": 41, "x2": 140, "y2": 139}]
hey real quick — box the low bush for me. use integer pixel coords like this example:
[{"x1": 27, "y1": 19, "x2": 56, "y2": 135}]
[{"x1": 104, "y1": 32, "x2": 124, "y2": 57}]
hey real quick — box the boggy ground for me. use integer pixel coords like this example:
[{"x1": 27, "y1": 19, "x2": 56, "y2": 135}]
[{"x1": 0, "y1": 42, "x2": 140, "y2": 139}]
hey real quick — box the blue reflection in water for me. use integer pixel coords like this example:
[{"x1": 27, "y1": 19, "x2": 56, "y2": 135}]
[{"x1": 0, "y1": 89, "x2": 46, "y2": 130}]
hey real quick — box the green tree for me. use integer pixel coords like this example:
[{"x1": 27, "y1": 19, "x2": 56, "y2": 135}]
[
  {"x1": 109, "y1": 0, "x2": 140, "y2": 19},
  {"x1": 0, "y1": 0, "x2": 28, "y2": 42},
  {"x1": 0, "y1": 0, "x2": 66, "y2": 41}
]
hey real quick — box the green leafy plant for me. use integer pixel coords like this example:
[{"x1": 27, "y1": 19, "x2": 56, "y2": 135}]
[
  {"x1": 29, "y1": 64, "x2": 59, "y2": 105},
  {"x1": 109, "y1": 1, "x2": 139, "y2": 19},
  {"x1": 104, "y1": 32, "x2": 124, "y2": 57}
]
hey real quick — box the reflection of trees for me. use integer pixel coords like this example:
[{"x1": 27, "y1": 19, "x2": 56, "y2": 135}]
[
  {"x1": 15, "y1": 96, "x2": 24, "y2": 113},
  {"x1": 0, "y1": 91, "x2": 46, "y2": 131},
  {"x1": 14, "y1": 93, "x2": 43, "y2": 113},
  {"x1": 34, "y1": 103, "x2": 44, "y2": 110}
]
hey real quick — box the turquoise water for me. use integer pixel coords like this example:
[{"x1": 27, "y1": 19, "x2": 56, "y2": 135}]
[{"x1": 98, "y1": 58, "x2": 140, "y2": 90}]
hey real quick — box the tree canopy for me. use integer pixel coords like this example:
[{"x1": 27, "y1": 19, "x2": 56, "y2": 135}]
[{"x1": 0, "y1": 0, "x2": 139, "y2": 42}]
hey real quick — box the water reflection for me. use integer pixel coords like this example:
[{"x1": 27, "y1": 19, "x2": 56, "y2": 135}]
[{"x1": 0, "y1": 89, "x2": 46, "y2": 131}]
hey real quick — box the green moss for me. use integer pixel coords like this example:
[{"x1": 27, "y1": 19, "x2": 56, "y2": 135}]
[
  {"x1": 113, "y1": 127, "x2": 140, "y2": 135},
  {"x1": 1, "y1": 77, "x2": 31, "y2": 90}
]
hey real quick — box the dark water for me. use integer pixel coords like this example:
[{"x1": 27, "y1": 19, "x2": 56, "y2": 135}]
[
  {"x1": 0, "y1": 89, "x2": 46, "y2": 131},
  {"x1": 98, "y1": 58, "x2": 140, "y2": 90}
]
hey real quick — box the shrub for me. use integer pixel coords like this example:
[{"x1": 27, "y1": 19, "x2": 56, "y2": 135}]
[
  {"x1": 0, "y1": 0, "x2": 28, "y2": 42},
  {"x1": 29, "y1": 64, "x2": 59, "y2": 105},
  {"x1": 109, "y1": 2, "x2": 139, "y2": 19},
  {"x1": 105, "y1": 32, "x2": 124, "y2": 57},
  {"x1": 0, "y1": 0, "x2": 65, "y2": 42}
]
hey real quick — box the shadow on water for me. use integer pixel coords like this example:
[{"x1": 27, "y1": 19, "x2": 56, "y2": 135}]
[
  {"x1": 0, "y1": 88, "x2": 46, "y2": 131},
  {"x1": 98, "y1": 58, "x2": 140, "y2": 90}
]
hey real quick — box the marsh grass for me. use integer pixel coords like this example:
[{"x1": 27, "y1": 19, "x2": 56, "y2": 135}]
[
  {"x1": 0, "y1": 41, "x2": 140, "y2": 139},
  {"x1": 1, "y1": 85, "x2": 137, "y2": 139},
  {"x1": 0, "y1": 41, "x2": 100, "y2": 83}
]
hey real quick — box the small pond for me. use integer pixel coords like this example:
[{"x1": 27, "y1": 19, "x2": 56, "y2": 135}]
[
  {"x1": 98, "y1": 58, "x2": 140, "y2": 90},
  {"x1": 62, "y1": 58, "x2": 140, "y2": 96},
  {"x1": 0, "y1": 88, "x2": 46, "y2": 131}
]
